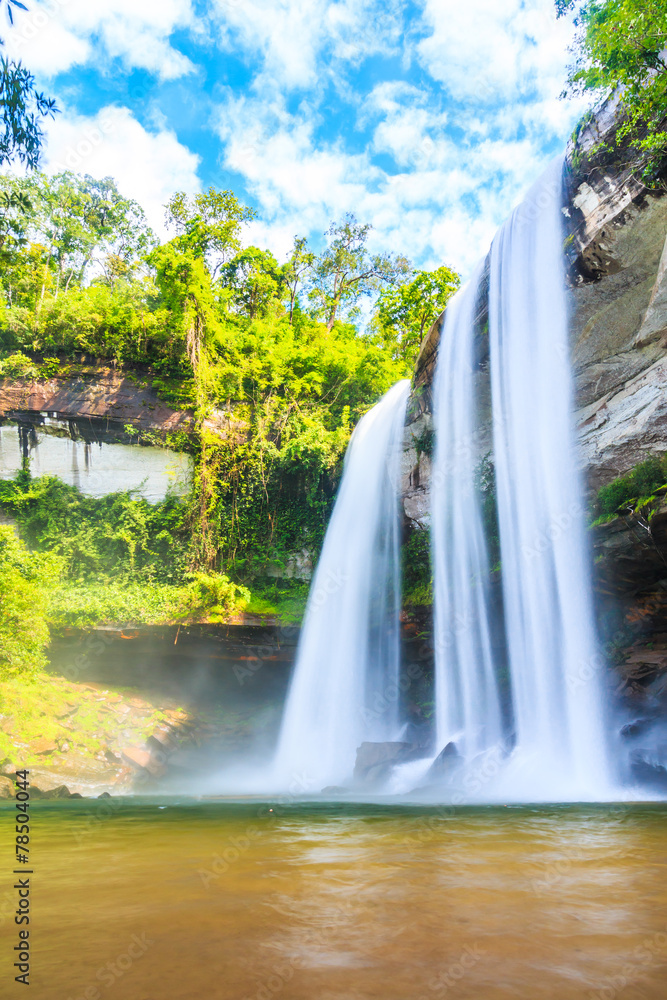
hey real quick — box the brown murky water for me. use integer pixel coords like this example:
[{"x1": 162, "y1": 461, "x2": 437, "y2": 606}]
[{"x1": 2, "y1": 800, "x2": 667, "y2": 999}]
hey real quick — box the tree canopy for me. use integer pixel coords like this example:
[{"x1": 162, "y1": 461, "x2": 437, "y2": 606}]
[
  {"x1": 0, "y1": 169, "x2": 460, "y2": 575},
  {"x1": 559, "y1": 0, "x2": 667, "y2": 181}
]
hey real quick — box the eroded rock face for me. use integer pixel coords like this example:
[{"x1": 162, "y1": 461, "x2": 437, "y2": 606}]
[
  {"x1": 568, "y1": 163, "x2": 667, "y2": 490},
  {"x1": 0, "y1": 365, "x2": 194, "y2": 433}
]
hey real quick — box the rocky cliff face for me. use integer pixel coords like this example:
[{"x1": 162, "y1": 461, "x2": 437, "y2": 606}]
[
  {"x1": 0, "y1": 362, "x2": 248, "y2": 443},
  {"x1": 566, "y1": 106, "x2": 667, "y2": 491}
]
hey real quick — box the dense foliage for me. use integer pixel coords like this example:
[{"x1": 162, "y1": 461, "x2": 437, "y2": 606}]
[
  {"x1": 0, "y1": 475, "x2": 250, "y2": 629},
  {"x1": 0, "y1": 172, "x2": 460, "y2": 587},
  {"x1": 559, "y1": 0, "x2": 667, "y2": 182}
]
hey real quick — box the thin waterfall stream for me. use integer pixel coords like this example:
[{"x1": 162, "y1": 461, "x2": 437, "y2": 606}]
[
  {"x1": 428, "y1": 157, "x2": 613, "y2": 800},
  {"x1": 431, "y1": 259, "x2": 504, "y2": 763},
  {"x1": 269, "y1": 379, "x2": 411, "y2": 792}
]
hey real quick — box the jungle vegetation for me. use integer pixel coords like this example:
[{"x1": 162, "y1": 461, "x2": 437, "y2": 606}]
[
  {"x1": 0, "y1": 172, "x2": 459, "y2": 669},
  {"x1": 559, "y1": 0, "x2": 667, "y2": 182}
]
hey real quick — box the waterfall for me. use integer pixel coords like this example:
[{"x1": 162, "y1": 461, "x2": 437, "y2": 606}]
[
  {"x1": 271, "y1": 379, "x2": 411, "y2": 792},
  {"x1": 431, "y1": 158, "x2": 611, "y2": 800},
  {"x1": 487, "y1": 158, "x2": 611, "y2": 797},
  {"x1": 432, "y1": 261, "x2": 504, "y2": 761}
]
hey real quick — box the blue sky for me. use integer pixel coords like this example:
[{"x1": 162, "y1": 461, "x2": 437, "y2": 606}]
[{"x1": 4, "y1": 0, "x2": 584, "y2": 277}]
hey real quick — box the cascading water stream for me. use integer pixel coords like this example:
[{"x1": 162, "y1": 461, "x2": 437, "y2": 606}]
[
  {"x1": 487, "y1": 158, "x2": 611, "y2": 797},
  {"x1": 430, "y1": 157, "x2": 612, "y2": 800},
  {"x1": 431, "y1": 261, "x2": 504, "y2": 762},
  {"x1": 270, "y1": 379, "x2": 411, "y2": 792}
]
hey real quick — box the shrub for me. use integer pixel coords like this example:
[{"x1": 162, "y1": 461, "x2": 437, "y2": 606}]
[{"x1": 596, "y1": 456, "x2": 667, "y2": 517}]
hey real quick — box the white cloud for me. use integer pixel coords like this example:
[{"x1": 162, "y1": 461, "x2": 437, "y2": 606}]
[
  {"x1": 2, "y1": 0, "x2": 587, "y2": 286},
  {"x1": 214, "y1": 89, "x2": 552, "y2": 277},
  {"x1": 211, "y1": 0, "x2": 404, "y2": 90},
  {"x1": 417, "y1": 0, "x2": 574, "y2": 105},
  {"x1": 42, "y1": 105, "x2": 201, "y2": 235},
  {"x1": 205, "y1": 0, "x2": 586, "y2": 280},
  {"x1": 3, "y1": 0, "x2": 195, "y2": 80}
]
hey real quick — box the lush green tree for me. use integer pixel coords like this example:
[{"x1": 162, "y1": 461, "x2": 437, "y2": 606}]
[
  {"x1": 165, "y1": 188, "x2": 256, "y2": 278},
  {"x1": 147, "y1": 240, "x2": 223, "y2": 402},
  {"x1": 221, "y1": 247, "x2": 283, "y2": 320},
  {"x1": 372, "y1": 265, "x2": 460, "y2": 365},
  {"x1": 309, "y1": 215, "x2": 411, "y2": 331},
  {"x1": 282, "y1": 236, "x2": 315, "y2": 324},
  {"x1": 0, "y1": 183, "x2": 30, "y2": 270},
  {"x1": 559, "y1": 0, "x2": 667, "y2": 181},
  {"x1": 15, "y1": 172, "x2": 157, "y2": 296}
]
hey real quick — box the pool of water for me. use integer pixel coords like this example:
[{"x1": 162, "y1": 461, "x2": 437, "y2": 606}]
[
  {"x1": 0, "y1": 422, "x2": 191, "y2": 501},
  {"x1": 2, "y1": 800, "x2": 667, "y2": 999}
]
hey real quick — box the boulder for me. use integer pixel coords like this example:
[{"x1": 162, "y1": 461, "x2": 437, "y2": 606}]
[
  {"x1": 425, "y1": 742, "x2": 462, "y2": 783},
  {"x1": 121, "y1": 747, "x2": 152, "y2": 770},
  {"x1": 0, "y1": 775, "x2": 14, "y2": 798},
  {"x1": 40, "y1": 785, "x2": 73, "y2": 800},
  {"x1": 121, "y1": 745, "x2": 166, "y2": 778},
  {"x1": 353, "y1": 741, "x2": 425, "y2": 786},
  {"x1": 630, "y1": 748, "x2": 667, "y2": 791}
]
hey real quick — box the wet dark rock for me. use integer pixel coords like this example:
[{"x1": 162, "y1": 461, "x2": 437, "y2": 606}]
[
  {"x1": 354, "y1": 741, "x2": 425, "y2": 786},
  {"x1": 41, "y1": 784, "x2": 73, "y2": 799},
  {"x1": 620, "y1": 719, "x2": 655, "y2": 738},
  {"x1": 630, "y1": 748, "x2": 667, "y2": 791},
  {"x1": 426, "y1": 742, "x2": 462, "y2": 782},
  {"x1": 28, "y1": 784, "x2": 81, "y2": 799}
]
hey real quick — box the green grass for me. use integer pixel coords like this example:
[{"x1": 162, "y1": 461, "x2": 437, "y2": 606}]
[
  {"x1": 0, "y1": 672, "x2": 172, "y2": 765},
  {"x1": 245, "y1": 579, "x2": 310, "y2": 623}
]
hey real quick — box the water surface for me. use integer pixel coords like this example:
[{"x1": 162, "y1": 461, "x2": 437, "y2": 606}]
[{"x1": 3, "y1": 801, "x2": 667, "y2": 999}]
